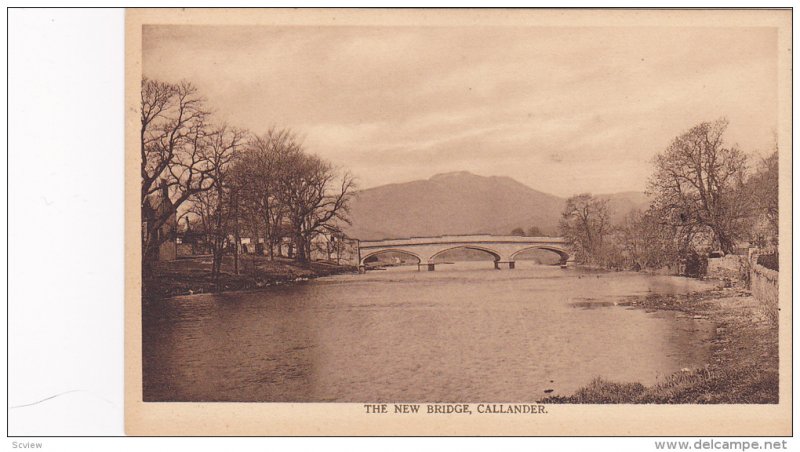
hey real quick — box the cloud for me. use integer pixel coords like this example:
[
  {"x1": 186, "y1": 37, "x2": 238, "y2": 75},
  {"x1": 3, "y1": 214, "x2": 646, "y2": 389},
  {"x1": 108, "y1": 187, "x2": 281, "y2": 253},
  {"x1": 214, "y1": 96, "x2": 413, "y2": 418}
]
[{"x1": 143, "y1": 25, "x2": 778, "y2": 196}]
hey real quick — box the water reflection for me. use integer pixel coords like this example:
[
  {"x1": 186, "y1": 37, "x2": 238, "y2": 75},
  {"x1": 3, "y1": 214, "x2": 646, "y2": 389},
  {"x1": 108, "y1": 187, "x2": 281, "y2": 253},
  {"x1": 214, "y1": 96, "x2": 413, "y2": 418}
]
[{"x1": 143, "y1": 263, "x2": 715, "y2": 402}]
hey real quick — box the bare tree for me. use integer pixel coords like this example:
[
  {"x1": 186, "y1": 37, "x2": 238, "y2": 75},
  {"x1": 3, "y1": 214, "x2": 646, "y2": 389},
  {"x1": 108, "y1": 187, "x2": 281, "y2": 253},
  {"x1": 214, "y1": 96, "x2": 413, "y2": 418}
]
[
  {"x1": 748, "y1": 148, "x2": 779, "y2": 242},
  {"x1": 648, "y1": 118, "x2": 750, "y2": 254},
  {"x1": 187, "y1": 188, "x2": 222, "y2": 260},
  {"x1": 559, "y1": 193, "x2": 611, "y2": 265},
  {"x1": 527, "y1": 226, "x2": 544, "y2": 237},
  {"x1": 235, "y1": 128, "x2": 301, "y2": 259},
  {"x1": 141, "y1": 78, "x2": 216, "y2": 267},
  {"x1": 190, "y1": 125, "x2": 246, "y2": 283},
  {"x1": 225, "y1": 163, "x2": 246, "y2": 274},
  {"x1": 611, "y1": 208, "x2": 683, "y2": 271},
  {"x1": 276, "y1": 152, "x2": 356, "y2": 265}
]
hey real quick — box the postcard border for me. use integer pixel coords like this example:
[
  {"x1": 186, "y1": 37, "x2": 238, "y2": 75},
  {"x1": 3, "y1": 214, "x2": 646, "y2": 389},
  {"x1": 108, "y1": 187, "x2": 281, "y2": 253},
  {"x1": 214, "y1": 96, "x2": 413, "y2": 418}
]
[{"x1": 123, "y1": 7, "x2": 793, "y2": 436}]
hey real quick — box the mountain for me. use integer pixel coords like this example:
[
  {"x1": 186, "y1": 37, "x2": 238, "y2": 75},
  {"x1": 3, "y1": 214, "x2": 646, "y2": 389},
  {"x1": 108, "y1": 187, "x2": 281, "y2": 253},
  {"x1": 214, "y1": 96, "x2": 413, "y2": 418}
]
[
  {"x1": 597, "y1": 191, "x2": 652, "y2": 224},
  {"x1": 344, "y1": 171, "x2": 648, "y2": 240},
  {"x1": 345, "y1": 171, "x2": 565, "y2": 240}
]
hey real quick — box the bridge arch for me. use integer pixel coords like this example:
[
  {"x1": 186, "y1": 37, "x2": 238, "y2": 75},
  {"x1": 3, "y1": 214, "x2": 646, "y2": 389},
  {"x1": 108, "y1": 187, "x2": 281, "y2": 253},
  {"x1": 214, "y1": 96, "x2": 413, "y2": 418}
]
[
  {"x1": 429, "y1": 245, "x2": 502, "y2": 264},
  {"x1": 356, "y1": 235, "x2": 572, "y2": 271},
  {"x1": 360, "y1": 249, "x2": 422, "y2": 266},
  {"x1": 510, "y1": 246, "x2": 570, "y2": 264}
]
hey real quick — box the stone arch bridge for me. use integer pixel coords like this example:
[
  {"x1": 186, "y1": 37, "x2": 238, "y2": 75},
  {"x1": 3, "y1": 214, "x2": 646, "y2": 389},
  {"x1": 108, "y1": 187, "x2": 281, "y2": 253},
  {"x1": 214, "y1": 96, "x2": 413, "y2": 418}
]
[{"x1": 358, "y1": 235, "x2": 573, "y2": 271}]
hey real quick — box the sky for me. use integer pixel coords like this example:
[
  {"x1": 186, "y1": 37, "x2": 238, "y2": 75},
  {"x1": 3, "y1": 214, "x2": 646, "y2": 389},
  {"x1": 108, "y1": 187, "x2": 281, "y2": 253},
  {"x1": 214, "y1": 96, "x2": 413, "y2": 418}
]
[{"x1": 143, "y1": 25, "x2": 778, "y2": 197}]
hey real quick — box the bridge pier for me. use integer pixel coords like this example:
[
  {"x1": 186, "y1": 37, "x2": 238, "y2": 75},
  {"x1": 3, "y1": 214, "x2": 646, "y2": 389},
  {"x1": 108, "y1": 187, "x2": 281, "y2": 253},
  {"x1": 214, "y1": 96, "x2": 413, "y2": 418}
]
[
  {"x1": 494, "y1": 261, "x2": 515, "y2": 269},
  {"x1": 427, "y1": 263, "x2": 436, "y2": 271}
]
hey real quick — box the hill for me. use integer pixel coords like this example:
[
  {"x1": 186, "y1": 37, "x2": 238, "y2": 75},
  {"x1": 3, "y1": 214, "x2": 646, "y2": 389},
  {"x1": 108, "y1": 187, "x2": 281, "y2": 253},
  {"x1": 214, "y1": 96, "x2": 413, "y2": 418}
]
[{"x1": 344, "y1": 171, "x2": 648, "y2": 240}]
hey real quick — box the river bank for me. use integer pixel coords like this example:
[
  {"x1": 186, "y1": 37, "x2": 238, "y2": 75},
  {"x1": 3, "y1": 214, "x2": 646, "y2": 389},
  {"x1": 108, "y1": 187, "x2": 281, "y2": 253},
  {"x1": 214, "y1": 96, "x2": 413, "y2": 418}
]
[
  {"x1": 540, "y1": 282, "x2": 779, "y2": 403},
  {"x1": 143, "y1": 255, "x2": 358, "y2": 300}
]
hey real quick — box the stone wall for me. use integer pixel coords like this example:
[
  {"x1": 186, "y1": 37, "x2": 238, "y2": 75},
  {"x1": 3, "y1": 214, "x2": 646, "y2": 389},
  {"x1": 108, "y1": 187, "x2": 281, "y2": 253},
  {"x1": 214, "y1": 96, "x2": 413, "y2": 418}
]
[
  {"x1": 707, "y1": 252, "x2": 779, "y2": 323},
  {"x1": 750, "y1": 260, "x2": 779, "y2": 324}
]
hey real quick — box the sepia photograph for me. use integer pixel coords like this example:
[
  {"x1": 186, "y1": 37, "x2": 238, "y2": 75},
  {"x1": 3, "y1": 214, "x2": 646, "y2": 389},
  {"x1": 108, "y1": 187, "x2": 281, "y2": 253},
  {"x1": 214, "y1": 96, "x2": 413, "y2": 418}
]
[{"x1": 125, "y1": 8, "x2": 792, "y2": 436}]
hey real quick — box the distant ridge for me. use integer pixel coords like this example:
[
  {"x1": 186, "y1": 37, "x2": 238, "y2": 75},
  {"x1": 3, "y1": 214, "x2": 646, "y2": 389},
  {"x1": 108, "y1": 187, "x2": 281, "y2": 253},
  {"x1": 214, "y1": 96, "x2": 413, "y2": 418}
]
[{"x1": 344, "y1": 171, "x2": 649, "y2": 240}]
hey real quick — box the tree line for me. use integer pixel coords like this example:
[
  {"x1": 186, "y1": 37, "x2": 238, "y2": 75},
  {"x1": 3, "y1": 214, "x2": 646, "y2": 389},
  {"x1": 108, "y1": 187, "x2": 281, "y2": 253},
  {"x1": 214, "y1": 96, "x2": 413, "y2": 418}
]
[
  {"x1": 559, "y1": 118, "x2": 779, "y2": 274},
  {"x1": 510, "y1": 226, "x2": 547, "y2": 237},
  {"x1": 140, "y1": 78, "x2": 355, "y2": 280}
]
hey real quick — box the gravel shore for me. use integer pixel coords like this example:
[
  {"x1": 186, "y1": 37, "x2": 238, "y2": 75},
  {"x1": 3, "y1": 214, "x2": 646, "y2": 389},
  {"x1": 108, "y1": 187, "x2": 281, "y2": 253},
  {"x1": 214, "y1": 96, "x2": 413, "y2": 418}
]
[{"x1": 540, "y1": 284, "x2": 779, "y2": 403}]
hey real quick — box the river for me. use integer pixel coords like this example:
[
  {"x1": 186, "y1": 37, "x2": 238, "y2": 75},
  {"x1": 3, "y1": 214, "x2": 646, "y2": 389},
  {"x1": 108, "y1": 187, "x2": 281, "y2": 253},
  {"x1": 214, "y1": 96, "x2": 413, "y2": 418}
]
[{"x1": 142, "y1": 262, "x2": 717, "y2": 402}]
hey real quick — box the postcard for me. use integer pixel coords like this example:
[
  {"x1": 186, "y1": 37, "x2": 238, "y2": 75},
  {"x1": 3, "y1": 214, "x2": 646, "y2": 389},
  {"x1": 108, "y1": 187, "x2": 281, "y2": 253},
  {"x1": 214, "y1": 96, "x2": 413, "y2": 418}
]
[{"x1": 125, "y1": 8, "x2": 792, "y2": 436}]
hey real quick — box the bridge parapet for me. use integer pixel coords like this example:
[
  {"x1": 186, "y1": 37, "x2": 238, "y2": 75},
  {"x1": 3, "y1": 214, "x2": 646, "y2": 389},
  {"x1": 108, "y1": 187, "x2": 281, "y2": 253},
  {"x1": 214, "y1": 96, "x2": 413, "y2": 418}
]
[
  {"x1": 359, "y1": 235, "x2": 567, "y2": 247},
  {"x1": 357, "y1": 235, "x2": 573, "y2": 270}
]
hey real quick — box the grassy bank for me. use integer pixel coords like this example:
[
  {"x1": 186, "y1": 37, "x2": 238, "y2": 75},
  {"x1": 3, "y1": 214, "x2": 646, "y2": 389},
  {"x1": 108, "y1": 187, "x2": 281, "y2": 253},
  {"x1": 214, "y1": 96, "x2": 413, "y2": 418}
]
[
  {"x1": 540, "y1": 284, "x2": 779, "y2": 403},
  {"x1": 143, "y1": 255, "x2": 358, "y2": 300}
]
